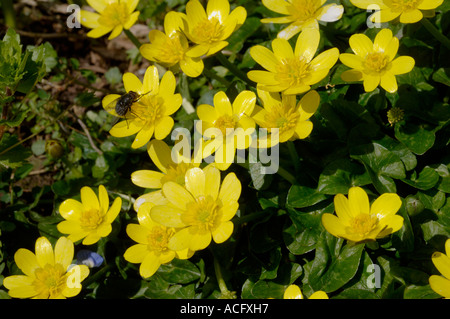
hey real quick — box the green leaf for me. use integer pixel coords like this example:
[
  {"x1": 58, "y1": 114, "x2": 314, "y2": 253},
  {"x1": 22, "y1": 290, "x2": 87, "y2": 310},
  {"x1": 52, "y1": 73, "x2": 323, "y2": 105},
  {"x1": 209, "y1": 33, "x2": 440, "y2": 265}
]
[
  {"x1": 432, "y1": 68, "x2": 450, "y2": 86},
  {"x1": 311, "y1": 242, "x2": 365, "y2": 293},
  {"x1": 317, "y1": 158, "x2": 371, "y2": 195},
  {"x1": 404, "y1": 285, "x2": 442, "y2": 299},
  {"x1": 401, "y1": 166, "x2": 440, "y2": 190},
  {"x1": 287, "y1": 185, "x2": 329, "y2": 208},
  {"x1": 395, "y1": 122, "x2": 436, "y2": 155},
  {"x1": 157, "y1": 259, "x2": 201, "y2": 284},
  {"x1": 0, "y1": 133, "x2": 32, "y2": 170},
  {"x1": 226, "y1": 17, "x2": 261, "y2": 54}
]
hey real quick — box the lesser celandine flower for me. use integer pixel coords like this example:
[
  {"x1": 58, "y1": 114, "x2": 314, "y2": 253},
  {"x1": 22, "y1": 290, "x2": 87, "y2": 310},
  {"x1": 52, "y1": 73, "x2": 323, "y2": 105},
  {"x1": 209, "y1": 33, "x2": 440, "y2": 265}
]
[
  {"x1": 248, "y1": 28, "x2": 339, "y2": 95},
  {"x1": 131, "y1": 139, "x2": 200, "y2": 211},
  {"x1": 124, "y1": 202, "x2": 194, "y2": 278},
  {"x1": 261, "y1": 0, "x2": 344, "y2": 40},
  {"x1": 283, "y1": 284, "x2": 328, "y2": 299},
  {"x1": 350, "y1": 0, "x2": 443, "y2": 24},
  {"x1": 339, "y1": 28, "x2": 415, "y2": 93},
  {"x1": 196, "y1": 90, "x2": 256, "y2": 171},
  {"x1": 182, "y1": 0, "x2": 247, "y2": 57},
  {"x1": 3, "y1": 237, "x2": 89, "y2": 299},
  {"x1": 429, "y1": 238, "x2": 450, "y2": 298},
  {"x1": 57, "y1": 185, "x2": 122, "y2": 245},
  {"x1": 151, "y1": 166, "x2": 241, "y2": 252},
  {"x1": 140, "y1": 11, "x2": 204, "y2": 77},
  {"x1": 252, "y1": 88, "x2": 319, "y2": 147},
  {"x1": 79, "y1": 0, "x2": 140, "y2": 40},
  {"x1": 102, "y1": 66, "x2": 182, "y2": 149},
  {"x1": 321, "y1": 187, "x2": 404, "y2": 244}
]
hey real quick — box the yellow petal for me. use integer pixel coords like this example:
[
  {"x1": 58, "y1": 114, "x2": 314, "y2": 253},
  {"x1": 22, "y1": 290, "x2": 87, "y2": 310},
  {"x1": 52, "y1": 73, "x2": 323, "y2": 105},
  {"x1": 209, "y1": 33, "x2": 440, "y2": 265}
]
[
  {"x1": 432, "y1": 251, "x2": 450, "y2": 280},
  {"x1": 154, "y1": 116, "x2": 174, "y2": 140},
  {"x1": 284, "y1": 284, "x2": 303, "y2": 299},
  {"x1": 377, "y1": 214, "x2": 404, "y2": 238},
  {"x1": 147, "y1": 140, "x2": 173, "y2": 173},
  {"x1": 400, "y1": 9, "x2": 423, "y2": 23},
  {"x1": 341, "y1": 69, "x2": 364, "y2": 82},
  {"x1": 310, "y1": 47, "x2": 340, "y2": 71},
  {"x1": 124, "y1": 11, "x2": 140, "y2": 29},
  {"x1": 247, "y1": 70, "x2": 279, "y2": 85},
  {"x1": 228, "y1": 5, "x2": 247, "y2": 28},
  {"x1": 3, "y1": 276, "x2": 38, "y2": 298},
  {"x1": 380, "y1": 72, "x2": 398, "y2": 93},
  {"x1": 14, "y1": 249, "x2": 39, "y2": 277},
  {"x1": 110, "y1": 118, "x2": 144, "y2": 137},
  {"x1": 159, "y1": 70, "x2": 176, "y2": 100},
  {"x1": 105, "y1": 197, "x2": 122, "y2": 224},
  {"x1": 125, "y1": 0, "x2": 139, "y2": 13},
  {"x1": 349, "y1": 33, "x2": 373, "y2": 57},
  {"x1": 218, "y1": 172, "x2": 241, "y2": 204},
  {"x1": 363, "y1": 74, "x2": 380, "y2": 92},
  {"x1": 339, "y1": 53, "x2": 363, "y2": 70},
  {"x1": 262, "y1": 0, "x2": 290, "y2": 14},
  {"x1": 309, "y1": 291, "x2": 329, "y2": 299},
  {"x1": 124, "y1": 244, "x2": 148, "y2": 263},
  {"x1": 214, "y1": 91, "x2": 233, "y2": 116},
  {"x1": 35, "y1": 237, "x2": 54, "y2": 267},
  {"x1": 333, "y1": 193, "x2": 353, "y2": 222},
  {"x1": 123, "y1": 72, "x2": 143, "y2": 94},
  {"x1": 87, "y1": 25, "x2": 113, "y2": 38},
  {"x1": 108, "y1": 25, "x2": 123, "y2": 40},
  {"x1": 79, "y1": 10, "x2": 100, "y2": 29},
  {"x1": 317, "y1": 4, "x2": 344, "y2": 22},
  {"x1": 168, "y1": 227, "x2": 192, "y2": 251},
  {"x1": 294, "y1": 121, "x2": 313, "y2": 139},
  {"x1": 295, "y1": 28, "x2": 320, "y2": 63},
  {"x1": 186, "y1": 0, "x2": 208, "y2": 29},
  {"x1": 142, "y1": 66, "x2": 159, "y2": 95},
  {"x1": 164, "y1": 11, "x2": 185, "y2": 35},
  {"x1": 298, "y1": 90, "x2": 320, "y2": 121},
  {"x1": 180, "y1": 56, "x2": 204, "y2": 77},
  {"x1": 197, "y1": 104, "x2": 217, "y2": 124},
  {"x1": 445, "y1": 239, "x2": 450, "y2": 258},
  {"x1": 321, "y1": 213, "x2": 346, "y2": 238},
  {"x1": 131, "y1": 170, "x2": 164, "y2": 189},
  {"x1": 212, "y1": 221, "x2": 234, "y2": 243},
  {"x1": 348, "y1": 187, "x2": 370, "y2": 215},
  {"x1": 207, "y1": 0, "x2": 230, "y2": 23},
  {"x1": 370, "y1": 9, "x2": 401, "y2": 23},
  {"x1": 429, "y1": 275, "x2": 450, "y2": 298},
  {"x1": 54, "y1": 237, "x2": 74, "y2": 270},
  {"x1": 98, "y1": 185, "x2": 109, "y2": 213},
  {"x1": 140, "y1": 252, "x2": 161, "y2": 278},
  {"x1": 390, "y1": 56, "x2": 415, "y2": 75},
  {"x1": 249, "y1": 45, "x2": 279, "y2": 73},
  {"x1": 126, "y1": 224, "x2": 150, "y2": 244},
  {"x1": 190, "y1": 229, "x2": 212, "y2": 250},
  {"x1": 162, "y1": 181, "x2": 195, "y2": 210},
  {"x1": 80, "y1": 186, "x2": 99, "y2": 211},
  {"x1": 59, "y1": 199, "x2": 83, "y2": 221},
  {"x1": 278, "y1": 23, "x2": 304, "y2": 41},
  {"x1": 272, "y1": 38, "x2": 294, "y2": 60},
  {"x1": 350, "y1": 0, "x2": 386, "y2": 9},
  {"x1": 418, "y1": 0, "x2": 443, "y2": 9},
  {"x1": 221, "y1": 202, "x2": 239, "y2": 222},
  {"x1": 370, "y1": 193, "x2": 402, "y2": 218},
  {"x1": 86, "y1": 0, "x2": 107, "y2": 12},
  {"x1": 204, "y1": 166, "x2": 221, "y2": 200},
  {"x1": 383, "y1": 36, "x2": 399, "y2": 62},
  {"x1": 233, "y1": 90, "x2": 256, "y2": 117},
  {"x1": 373, "y1": 28, "x2": 393, "y2": 53},
  {"x1": 185, "y1": 167, "x2": 206, "y2": 198},
  {"x1": 131, "y1": 124, "x2": 154, "y2": 149}
]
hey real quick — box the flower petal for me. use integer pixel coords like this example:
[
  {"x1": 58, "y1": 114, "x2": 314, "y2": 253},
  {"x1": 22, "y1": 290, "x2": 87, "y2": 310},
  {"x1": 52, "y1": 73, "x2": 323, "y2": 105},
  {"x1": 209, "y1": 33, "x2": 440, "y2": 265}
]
[
  {"x1": 341, "y1": 69, "x2": 364, "y2": 82},
  {"x1": 132, "y1": 123, "x2": 154, "y2": 148},
  {"x1": 79, "y1": 10, "x2": 100, "y2": 29},
  {"x1": 14, "y1": 249, "x2": 39, "y2": 277},
  {"x1": 429, "y1": 275, "x2": 450, "y2": 298},
  {"x1": 370, "y1": 193, "x2": 402, "y2": 218},
  {"x1": 140, "y1": 252, "x2": 161, "y2": 278},
  {"x1": 418, "y1": 0, "x2": 444, "y2": 9},
  {"x1": 339, "y1": 53, "x2": 363, "y2": 70},
  {"x1": 432, "y1": 251, "x2": 450, "y2": 280},
  {"x1": 163, "y1": 181, "x2": 195, "y2": 210},
  {"x1": 272, "y1": 38, "x2": 294, "y2": 60},
  {"x1": 249, "y1": 45, "x2": 279, "y2": 73},
  {"x1": 262, "y1": 0, "x2": 290, "y2": 14},
  {"x1": 317, "y1": 4, "x2": 344, "y2": 22},
  {"x1": 321, "y1": 213, "x2": 346, "y2": 238},
  {"x1": 380, "y1": 72, "x2": 398, "y2": 93},
  {"x1": 131, "y1": 170, "x2": 164, "y2": 189},
  {"x1": 400, "y1": 9, "x2": 423, "y2": 23},
  {"x1": 212, "y1": 221, "x2": 234, "y2": 243},
  {"x1": 124, "y1": 244, "x2": 148, "y2": 263},
  {"x1": 54, "y1": 237, "x2": 74, "y2": 270},
  {"x1": 214, "y1": 91, "x2": 233, "y2": 116},
  {"x1": 349, "y1": 33, "x2": 373, "y2": 57},
  {"x1": 155, "y1": 116, "x2": 174, "y2": 140},
  {"x1": 389, "y1": 56, "x2": 415, "y2": 75},
  {"x1": 348, "y1": 187, "x2": 370, "y2": 215},
  {"x1": 35, "y1": 237, "x2": 54, "y2": 267},
  {"x1": 218, "y1": 172, "x2": 241, "y2": 204},
  {"x1": 185, "y1": 167, "x2": 206, "y2": 198},
  {"x1": 123, "y1": 72, "x2": 144, "y2": 94},
  {"x1": 81, "y1": 186, "x2": 99, "y2": 212},
  {"x1": 59, "y1": 199, "x2": 83, "y2": 221},
  {"x1": 295, "y1": 28, "x2": 320, "y2": 62},
  {"x1": 363, "y1": 74, "x2": 380, "y2": 92}
]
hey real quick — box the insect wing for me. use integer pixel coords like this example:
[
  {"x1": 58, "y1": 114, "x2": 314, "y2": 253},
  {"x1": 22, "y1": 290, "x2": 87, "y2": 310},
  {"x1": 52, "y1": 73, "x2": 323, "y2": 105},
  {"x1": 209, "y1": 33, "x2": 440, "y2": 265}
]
[{"x1": 102, "y1": 94, "x2": 122, "y2": 117}]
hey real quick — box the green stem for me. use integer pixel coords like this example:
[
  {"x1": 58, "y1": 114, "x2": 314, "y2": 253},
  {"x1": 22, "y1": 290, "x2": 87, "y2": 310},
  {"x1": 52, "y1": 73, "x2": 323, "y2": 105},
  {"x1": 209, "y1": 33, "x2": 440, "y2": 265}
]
[
  {"x1": 2, "y1": 0, "x2": 16, "y2": 28},
  {"x1": 233, "y1": 210, "x2": 269, "y2": 226},
  {"x1": 82, "y1": 264, "x2": 113, "y2": 287},
  {"x1": 213, "y1": 256, "x2": 229, "y2": 296},
  {"x1": 420, "y1": 18, "x2": 450, "y2": 50},
  {"x1": 287, "y1": 141, "x2": 300, "y2": 176},
  {"x1": 203, "y1": 68, "x2": 232, "y2": 87},
  {"x1": 277, "y1": 166, "x2": 297, "y2": 184},
  {"x1": 123, "y1": 29, "x2": 141, "y2": 49},
  {"x1": 215, "y1": 52, "x2": 255, "y2": 87}
]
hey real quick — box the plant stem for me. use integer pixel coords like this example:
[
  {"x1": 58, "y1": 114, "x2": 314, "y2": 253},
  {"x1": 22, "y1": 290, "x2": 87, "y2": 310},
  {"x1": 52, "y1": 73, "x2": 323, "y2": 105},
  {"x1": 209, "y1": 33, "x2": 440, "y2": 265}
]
[
  {"x1": 233, "y1": 210, "x2": 269, "y2": 226},
  {"x1": 203, "y1": 68, "x2": 232, "y2": 87},
  {"x1": 123, "y1": 29, "x2": 141, "y2": 49},
  {"x1": 213, "y1": 256, "x2": 229, "y2": 295},
  {"x1": 2, "y1": 0, "x2": 16, "y2": 28},
  {"x1": 420, "y1": 18, "x2": 450, "y2": 50},
  {"x1": 277, "y1": 166, "x2": 297, "y2": 184},
  {"x1": 287, "y1": 141, "x2": 300, "y2": 176},
  {"x1": 215, "y1": 52, "x2": 255, "y2": 87}
]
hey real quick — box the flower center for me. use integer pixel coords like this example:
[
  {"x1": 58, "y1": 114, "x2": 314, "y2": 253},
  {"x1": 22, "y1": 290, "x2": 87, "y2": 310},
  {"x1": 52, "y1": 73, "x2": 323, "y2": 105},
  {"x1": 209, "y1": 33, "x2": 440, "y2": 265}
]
[
  {"x1": 133, "y1": 95, "x2": 165, "y2": 124},
  {"x1": 347, "y1": 214, "x2": 378, "y2": 237},
  {"x1": 192, "y1": 17, "x2": 224, "y2": 44},
  {"x1": 98, "y1": 2, "x2": 130, "y2": 27},
  {"x1": 214, "y1": 114, "x2": 237, "y2": 136},
  {"x1": 33, "y1": 264, "x2": 67, "y2": 298},
  {"x1": 276, "y1": 56, "x2": 310, "y2": 87},
  {"x1": 264, "y1": 103, "x2": 300, "y2": 134},
  {"x1": 387, "y1": 0, "x2": 422, "y2": 12},
  {"x1": 147, "y1": 225, "x2": 175, "y2": 251},
  {"x1": 183, "y1": 195, "x2": 221, "y2": 231},
  {"x1": 290, "y1": 0, "x2": 321, "y2": 22},
  {"x1": 80, "y1": 208, "x2": 104, "y2": 230},
  {"x1": 161, "y1": 163, "x2": 194, "y2": 186},
  {"x1": 155, "y1": 33, "x2": 187, "y2": 65},
  {"x1": 363, "y1": 52, "x2": 390, "y2": 74}
]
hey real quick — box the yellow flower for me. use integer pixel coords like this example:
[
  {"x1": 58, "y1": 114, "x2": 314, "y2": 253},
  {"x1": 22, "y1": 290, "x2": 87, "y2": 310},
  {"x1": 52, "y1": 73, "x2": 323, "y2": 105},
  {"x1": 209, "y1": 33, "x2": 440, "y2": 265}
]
[
  {"x1": 283, "y1": 284, "x2": 328, "y2": 299},
  {"x1": 151, "y1": 166, "x2": 241, "y2": 252},
  {"x1": 261, "y1": 0, "x2": 344, "y2": 40},
  {"x1": 350, "y1": 0, "x2": 444, "y2": 24},
  {"x1": 131, "y1": 139, "x2": 200, "y2": 211},
  {"x1": 79, "y1": 0, "x2": 140, "y2": 40},
  {"x1": 3, "y1": 237, "x2": 89, "y2": 299},
  {"x1": 102, "y1": 66, "x2": 182, "y2": 149},
  {"x1": 339, "y1": 28, "x2": 415, "y2": 93},
  {"x1": 57, "y1": 185, "x2": 122, "y2": 245},
  {"x1": 321, "y1": 187, "x2": 404, "y2": 244},
  {"x1": 252, "y1": 88, "x2": 319, "y2": 147},
  {"x1": 429, "y1": 238, "x2": 450, "y2": 298},
  {"x1": 124, "y1": 201, "x2": 193, "y2": 278},
  {"x1": 182, "y1": 0, "x2": 247, "y2": 57},
  {"x1": 248, "y1": 28, "x2": 339, "y2": 95},
  {"x1": 196, "y1": 90, "x2": 256, "y2": 171},
  {"x1": 140, "y1": 11, "x2": 204, "y2": 77}
]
